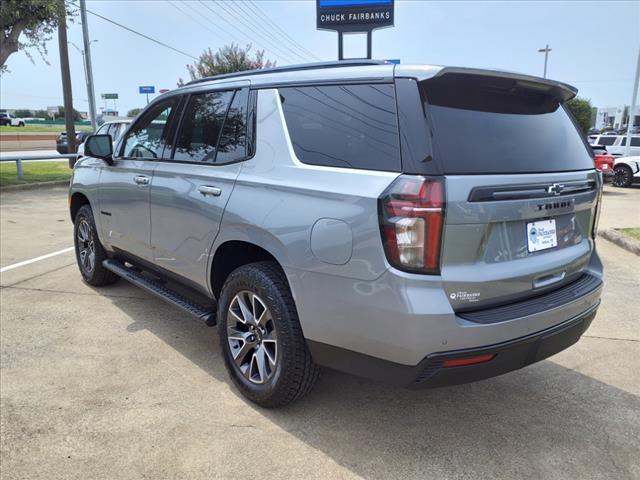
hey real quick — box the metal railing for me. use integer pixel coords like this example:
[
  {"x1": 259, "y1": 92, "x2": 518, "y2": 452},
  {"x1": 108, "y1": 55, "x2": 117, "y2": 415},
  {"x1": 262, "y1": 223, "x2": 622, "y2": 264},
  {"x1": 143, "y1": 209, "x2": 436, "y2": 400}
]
[{"x1": 0, "y1": 153, "x2": 79, "y2": 179}]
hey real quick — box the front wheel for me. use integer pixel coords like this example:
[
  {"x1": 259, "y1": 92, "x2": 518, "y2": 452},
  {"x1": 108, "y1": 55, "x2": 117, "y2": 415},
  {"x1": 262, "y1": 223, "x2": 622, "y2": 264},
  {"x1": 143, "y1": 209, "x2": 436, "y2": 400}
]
[
  {"x1": 613, "y1": 164, "x2": 633, "y2": 188},
  {"x1": 74, "y1": 204, "x2": 119, "y2": 286},
  {"x1": 218, "y1": 262, "x2": 319, "y2": 407}
]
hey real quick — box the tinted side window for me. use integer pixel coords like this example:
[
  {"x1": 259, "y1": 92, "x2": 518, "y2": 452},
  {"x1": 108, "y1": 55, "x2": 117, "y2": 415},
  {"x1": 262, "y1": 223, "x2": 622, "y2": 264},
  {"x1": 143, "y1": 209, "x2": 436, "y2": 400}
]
[
  {"x1": 173, "y1": 90, "x2": 233, "y2": 163},
  {"x1": 216, "y1": 89, "x2": 249, "y2": 163},
  {"x1": 598, "y1": 136, "x2": 617, "y2": 146},
  {"x1": 280, "y1": 84, "x2": 400, "y2": 171},
  {"x1": 631, "y1": 138, "x2": 640, "y2": 147},
  {"x1": 122, "y1": 99, "x2": 176, "y2": 158}
]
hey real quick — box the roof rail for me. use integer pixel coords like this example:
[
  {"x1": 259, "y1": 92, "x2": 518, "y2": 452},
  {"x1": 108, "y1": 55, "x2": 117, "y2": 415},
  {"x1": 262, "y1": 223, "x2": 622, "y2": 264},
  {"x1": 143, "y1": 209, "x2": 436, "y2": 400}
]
[{"x1": 185, "y1": 60, "x2": 388, "y2": 86}]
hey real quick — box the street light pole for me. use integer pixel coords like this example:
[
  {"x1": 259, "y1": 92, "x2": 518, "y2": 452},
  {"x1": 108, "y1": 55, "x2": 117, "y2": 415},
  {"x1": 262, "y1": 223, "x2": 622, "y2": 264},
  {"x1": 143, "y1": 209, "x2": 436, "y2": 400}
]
[
  {"x1": 538, "y1": 44, "x2": 552, "y2": 78},
  {"x1": 624, "y1": 47, "x2": 640, "y2": 157},
  {"x1": 80, "y1": 0, "x2": 98, "y2": 131}
]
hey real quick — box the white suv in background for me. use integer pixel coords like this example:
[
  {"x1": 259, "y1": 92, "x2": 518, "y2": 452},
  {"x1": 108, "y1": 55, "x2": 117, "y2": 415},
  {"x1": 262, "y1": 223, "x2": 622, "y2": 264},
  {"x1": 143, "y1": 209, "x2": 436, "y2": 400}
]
[
  {"x1": 589, "y1": 135, "x2": 640, "y2": 157},
  {"x1": 78, "y1": 120, "x2": 131, "y2": 156},
  {"x1": 0, "y1": 113, "x2": 25, "y2": 127},
  {"x1": 613, "y1": 156, "x2": 640, "y2": 187}
]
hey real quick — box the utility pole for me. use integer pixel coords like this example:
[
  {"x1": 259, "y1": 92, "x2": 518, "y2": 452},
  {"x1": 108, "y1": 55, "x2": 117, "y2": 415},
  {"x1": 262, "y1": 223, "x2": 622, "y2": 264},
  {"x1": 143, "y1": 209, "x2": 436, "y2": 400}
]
[
  {"x1": 538, "y1": 44, "x2": 552, "y2": 78},
  {"x1": 624, "y1": 47, "x2": 640, "y2": 157},
  {"x1": 57, "y1": 0, "x2": 76, "y2": 154},
  {"x1": 80, "y1": 0, "x2": 98, "y2": 130}
]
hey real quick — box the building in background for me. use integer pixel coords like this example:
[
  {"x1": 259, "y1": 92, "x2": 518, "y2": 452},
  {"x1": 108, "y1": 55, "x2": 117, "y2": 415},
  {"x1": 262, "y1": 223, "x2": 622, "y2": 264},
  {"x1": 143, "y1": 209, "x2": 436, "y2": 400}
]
[{"x1": 595, "y1": 105, "x2": 640, "y2": 130}]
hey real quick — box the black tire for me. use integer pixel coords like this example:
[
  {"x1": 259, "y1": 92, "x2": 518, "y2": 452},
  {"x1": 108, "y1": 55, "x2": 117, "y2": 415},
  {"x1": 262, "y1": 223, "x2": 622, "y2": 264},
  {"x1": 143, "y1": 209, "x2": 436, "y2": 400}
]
[
  {"x1": 18, "y1": 122, "x2": 24, "y2": 127},
  {"x1": 217, "y1": 261, "x2": 319, "y2": 408},
  {"x1": 73, "y1": 204, "x2": 119, "y2": 286},
  {"x1": 613, "y1": 164, "x2": 633, "y2": 188}
]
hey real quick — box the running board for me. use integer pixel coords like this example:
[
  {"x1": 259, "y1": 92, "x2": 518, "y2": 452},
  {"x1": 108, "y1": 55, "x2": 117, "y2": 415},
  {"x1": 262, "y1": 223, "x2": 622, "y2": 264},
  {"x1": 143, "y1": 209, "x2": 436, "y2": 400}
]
[{"x1": 102, "y1": 259, "x2": 216, "y2": 326}]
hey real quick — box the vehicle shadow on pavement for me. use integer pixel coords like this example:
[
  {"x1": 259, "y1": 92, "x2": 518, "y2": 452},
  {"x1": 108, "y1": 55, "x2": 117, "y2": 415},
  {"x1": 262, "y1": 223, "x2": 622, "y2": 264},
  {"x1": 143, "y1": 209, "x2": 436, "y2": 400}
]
[{"x1": 116, "y1": 292, "x2": 639, "y2": 479}]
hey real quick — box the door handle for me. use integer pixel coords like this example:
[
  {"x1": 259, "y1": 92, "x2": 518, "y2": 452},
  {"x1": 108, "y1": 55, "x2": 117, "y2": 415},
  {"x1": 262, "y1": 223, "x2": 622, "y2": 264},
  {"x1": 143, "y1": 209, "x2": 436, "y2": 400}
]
[
  {"x1": 198, "y1": 185, "x2": 222, "y2": 197},
  {"x1": 134, "y1": 175, "x2": 150, "y2": 185}
]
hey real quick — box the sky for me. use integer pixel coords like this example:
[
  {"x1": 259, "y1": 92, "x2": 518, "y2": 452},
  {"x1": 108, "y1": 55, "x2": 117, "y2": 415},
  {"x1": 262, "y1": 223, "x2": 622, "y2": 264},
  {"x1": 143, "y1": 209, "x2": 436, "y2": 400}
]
[{"x1": 1, "y1": 0, "x2": 639, "y2": 115}]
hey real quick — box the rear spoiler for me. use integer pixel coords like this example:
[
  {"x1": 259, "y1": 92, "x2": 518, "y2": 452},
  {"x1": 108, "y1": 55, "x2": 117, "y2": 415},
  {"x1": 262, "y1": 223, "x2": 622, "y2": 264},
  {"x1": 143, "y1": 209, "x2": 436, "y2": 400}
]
[{"x1": 395, "y1": 65, "x2": 578, "y2": 103}]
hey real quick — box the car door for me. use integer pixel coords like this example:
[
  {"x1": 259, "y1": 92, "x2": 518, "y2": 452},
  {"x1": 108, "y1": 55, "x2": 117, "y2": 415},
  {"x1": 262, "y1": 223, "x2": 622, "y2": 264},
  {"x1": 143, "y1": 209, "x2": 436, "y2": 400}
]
[
  {"x1": 98, "y1": 97, "x2": 179, "y2": 262},
  {"x1": 149, "y1": 86, "x2": 252, "y2": 291}
]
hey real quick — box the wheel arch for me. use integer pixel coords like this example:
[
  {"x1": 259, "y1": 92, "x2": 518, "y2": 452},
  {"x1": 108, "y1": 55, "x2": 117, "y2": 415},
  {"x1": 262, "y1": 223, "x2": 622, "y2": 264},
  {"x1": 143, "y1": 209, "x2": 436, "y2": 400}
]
[
  {"x1": 210, "y1": 240, "x2": 289, "y2": 300},
  {"x1": 70, "y1": 191, "x2": 91, "y2": 223}
]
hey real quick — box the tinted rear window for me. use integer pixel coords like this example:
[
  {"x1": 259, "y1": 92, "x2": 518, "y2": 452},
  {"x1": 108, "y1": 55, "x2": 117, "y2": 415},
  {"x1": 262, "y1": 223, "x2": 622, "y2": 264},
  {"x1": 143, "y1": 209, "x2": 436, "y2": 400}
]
[
  {"x1": 420, "y1": 75, "x2": 593, "y2": 174},
  {"x1": 280, "y1": 84, "x2": 400, "y2": 171}
]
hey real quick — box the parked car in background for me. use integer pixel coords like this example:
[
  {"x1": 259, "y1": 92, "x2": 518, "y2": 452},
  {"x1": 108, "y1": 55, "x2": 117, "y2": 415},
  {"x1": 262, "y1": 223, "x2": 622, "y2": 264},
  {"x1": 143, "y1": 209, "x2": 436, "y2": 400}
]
[
  {"x1": 77, "y1": 120, "x2": 131, "y2": 156},
  {"x1": 0, "y1": 113, "x2": 25, "y2": 127},
  {"x1": 56, "y1": 131, "x2": 94, "y2": 154},
  {"x1": 591, "y1": 145, "x2": 614, "y2": 181},
  {"x1": 69, "y1": 61, "x2": 603, "y2": 407},
  {"x1": 589, "y1": 135, "x2": 640, "y2": 156},
  {"x1": 612, "y1": 156, "x2": 640, "y2": 188}
]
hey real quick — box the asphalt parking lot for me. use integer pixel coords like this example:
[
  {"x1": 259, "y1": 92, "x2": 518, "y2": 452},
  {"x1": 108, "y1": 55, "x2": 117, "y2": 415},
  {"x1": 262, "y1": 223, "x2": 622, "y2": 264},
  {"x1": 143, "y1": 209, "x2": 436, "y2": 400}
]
[{"x1": 1, "y1": 185, "x2": 639, "y2": 480}]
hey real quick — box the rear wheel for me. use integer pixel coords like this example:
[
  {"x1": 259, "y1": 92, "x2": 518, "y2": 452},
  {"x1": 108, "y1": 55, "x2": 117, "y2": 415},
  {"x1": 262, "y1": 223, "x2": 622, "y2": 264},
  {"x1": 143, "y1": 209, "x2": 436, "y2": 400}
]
[
  {"x1": 217, "y1": 261, "x2": 319, "y2": 407},
  {"x1": 74, "y1": 205, "x2": 119, "y2": 286},
  {"x1": 613, "y1": 164, "x2": 633, "y2": 188}
]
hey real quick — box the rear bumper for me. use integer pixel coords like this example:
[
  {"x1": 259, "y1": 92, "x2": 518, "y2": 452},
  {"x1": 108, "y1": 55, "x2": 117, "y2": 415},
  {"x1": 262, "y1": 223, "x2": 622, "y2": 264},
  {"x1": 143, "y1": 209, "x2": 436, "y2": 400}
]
[{"x1": 308, "y1": 301, "x2": 599, "y2": 389}]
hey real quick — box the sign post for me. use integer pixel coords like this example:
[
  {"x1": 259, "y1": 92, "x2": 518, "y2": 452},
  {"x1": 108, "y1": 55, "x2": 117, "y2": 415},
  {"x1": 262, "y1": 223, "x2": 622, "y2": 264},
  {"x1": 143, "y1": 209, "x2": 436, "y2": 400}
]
[
  {"x1": 316, "y1": 0, "x2": 394, "y2": 60},
  {"x1": 139, "y1": 86, "x2": 155, "y2": 104}
]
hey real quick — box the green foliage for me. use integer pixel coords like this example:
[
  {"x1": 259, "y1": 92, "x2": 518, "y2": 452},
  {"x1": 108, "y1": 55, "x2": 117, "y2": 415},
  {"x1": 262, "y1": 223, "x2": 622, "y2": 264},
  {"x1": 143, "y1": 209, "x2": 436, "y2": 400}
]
[
  {"x1": 0, "y1": 0, "x2": 75, "y2": 72},
  {"x1": 33, "y1": 109, "x2": 49, "y2": 118},
  {"x1": 13, "y1": 109, "x2": 33, "y2": 117},
  {"x1": 180, "y1": 43, "x2": 275, "y2": 85},
  {"x1": 57, "y1": 105, "x2": 82, "y2": 122},
  {"x1": 566, "y1": 97, "x2": 593, "y2": 135},
  {"x1": 127, "y1": 108, "x2": 142, "y2": 118}
]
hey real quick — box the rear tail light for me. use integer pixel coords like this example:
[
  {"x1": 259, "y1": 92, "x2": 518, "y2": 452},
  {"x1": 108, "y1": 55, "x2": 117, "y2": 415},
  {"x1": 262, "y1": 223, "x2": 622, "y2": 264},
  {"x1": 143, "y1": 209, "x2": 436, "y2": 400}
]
[{"x1": 379, "y1": 175, "x2": 445, "y2": 274}]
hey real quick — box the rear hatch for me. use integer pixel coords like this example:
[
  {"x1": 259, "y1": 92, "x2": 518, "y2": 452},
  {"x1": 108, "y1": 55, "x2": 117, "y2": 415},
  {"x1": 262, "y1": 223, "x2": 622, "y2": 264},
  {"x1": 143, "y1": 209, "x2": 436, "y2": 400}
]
[{"x1": 420, "y1": 71, "x2": 600, "y2": 311}]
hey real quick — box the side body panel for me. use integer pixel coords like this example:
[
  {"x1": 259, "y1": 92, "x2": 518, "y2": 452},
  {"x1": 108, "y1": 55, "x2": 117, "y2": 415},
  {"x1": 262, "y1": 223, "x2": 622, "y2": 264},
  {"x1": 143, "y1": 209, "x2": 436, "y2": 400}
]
[
  {"x1": 97, "y1": 159, "x2": 157, "y2": 260},
  {"x1": 150, "y1": 161, "x2": 242, "y2": 291},
  {"x1": 210, "y1": 87, "x2": 398, "y2": 292}
]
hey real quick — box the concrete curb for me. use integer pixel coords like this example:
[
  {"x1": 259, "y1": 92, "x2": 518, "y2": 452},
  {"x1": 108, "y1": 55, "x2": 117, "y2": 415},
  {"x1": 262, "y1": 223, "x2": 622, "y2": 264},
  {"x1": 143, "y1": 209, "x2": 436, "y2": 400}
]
[
  {"x1": 598, "y1": 228, "x2": 640, "y2": 256},
  {"x1": 0, "y1": 180, "x2": 69, "y2": 193}
]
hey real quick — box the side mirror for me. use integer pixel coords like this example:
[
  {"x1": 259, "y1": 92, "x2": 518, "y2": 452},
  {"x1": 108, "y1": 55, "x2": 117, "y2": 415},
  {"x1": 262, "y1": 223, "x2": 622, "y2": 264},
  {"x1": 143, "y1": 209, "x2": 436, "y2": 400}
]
[{"x1": 84, "y1": 134, "x2": 113, "y2": 165}]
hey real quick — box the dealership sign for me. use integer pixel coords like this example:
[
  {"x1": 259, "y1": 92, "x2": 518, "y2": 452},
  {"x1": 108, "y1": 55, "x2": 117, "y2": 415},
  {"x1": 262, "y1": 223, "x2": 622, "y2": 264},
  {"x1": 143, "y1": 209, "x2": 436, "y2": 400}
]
[
  {"x1": 317, "y1": 0, "x2": 394, "y2": 59},
  {"x1": 101, "y1": 93, "x2": 118, "y2": 99},
  {"x1": 317, "y1": 0, "x2": 394, "y2": 32}
]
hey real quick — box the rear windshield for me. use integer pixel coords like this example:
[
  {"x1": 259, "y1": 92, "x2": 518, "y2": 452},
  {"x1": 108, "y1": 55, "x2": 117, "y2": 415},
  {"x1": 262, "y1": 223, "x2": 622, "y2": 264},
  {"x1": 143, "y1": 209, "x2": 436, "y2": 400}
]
[{"x1": 420, "y1": 74, "x2": 594, "y2": 174}]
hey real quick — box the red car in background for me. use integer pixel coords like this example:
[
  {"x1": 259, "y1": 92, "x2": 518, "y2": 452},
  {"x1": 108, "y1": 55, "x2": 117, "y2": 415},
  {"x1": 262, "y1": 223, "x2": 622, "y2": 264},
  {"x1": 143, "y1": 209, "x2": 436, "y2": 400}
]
[{"x1": 591, "y1": 145, "x2": 615, "y2": 182}]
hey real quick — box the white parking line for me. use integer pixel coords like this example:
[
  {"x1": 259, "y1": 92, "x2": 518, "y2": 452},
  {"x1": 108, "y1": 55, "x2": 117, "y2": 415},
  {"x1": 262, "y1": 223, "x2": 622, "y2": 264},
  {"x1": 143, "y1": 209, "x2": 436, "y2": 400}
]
[{"x1": 0, "y1": 247, "x2": 75, "y2": 273}]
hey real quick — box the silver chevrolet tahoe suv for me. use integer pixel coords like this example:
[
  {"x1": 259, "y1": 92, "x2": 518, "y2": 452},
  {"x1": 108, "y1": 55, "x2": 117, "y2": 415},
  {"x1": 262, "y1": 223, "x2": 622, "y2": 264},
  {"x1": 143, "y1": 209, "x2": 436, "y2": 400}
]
[{"x1": 70, "y1": 61, "x2": 603, "y2": 407}]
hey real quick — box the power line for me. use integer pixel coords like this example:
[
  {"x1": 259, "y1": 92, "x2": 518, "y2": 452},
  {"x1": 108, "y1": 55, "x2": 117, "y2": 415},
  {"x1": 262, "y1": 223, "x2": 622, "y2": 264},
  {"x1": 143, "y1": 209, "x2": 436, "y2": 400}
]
[
  {"x1": 223, "y1": 1, "x2": 309, "y2": 63},
  {"x1": 75, "y1": 4, "x2": 198, "y2": 60},
  {"x1": 199, "y1": 1, "x2": 300, "y2": 64},
  {"x1": 168, "y1": 0, "x2": 227, "y2": 43},
  {"x1": 245, "y1": 0, "x2": 322, "y2": 61}
]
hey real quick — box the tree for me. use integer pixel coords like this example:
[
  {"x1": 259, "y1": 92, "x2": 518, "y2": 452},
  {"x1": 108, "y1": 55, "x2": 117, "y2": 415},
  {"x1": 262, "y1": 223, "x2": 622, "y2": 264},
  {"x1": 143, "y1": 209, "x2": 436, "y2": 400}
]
[
  {"x1": 566, "y1": 97, "x2": 593, "y2": 135},
  {"x1": 127, "y1": 108, "x2": 142, "y2": 118},
  {"x1": 0, "y1": 0, "x2": 74, "y2": 73},
  {"x1": 33, "y1": 109, "x2": 48, "y2": 118},
  {"x1": 13, "y1": 109, "x2": 33, "y2": 118},
  {"x1": 57, "y1": 105, "x2": 82, "y2": 122},
  {"x1": 179, "y1": 43, "x2": 275, "y2": 85}
]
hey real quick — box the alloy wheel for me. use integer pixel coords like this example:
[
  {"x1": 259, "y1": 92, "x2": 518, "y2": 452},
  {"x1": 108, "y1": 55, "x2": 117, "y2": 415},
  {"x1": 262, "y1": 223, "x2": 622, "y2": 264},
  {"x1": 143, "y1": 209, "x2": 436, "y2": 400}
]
[
  {"x1": 77, "y1": 219, "x2": 96, "y2": 274},
  {"x1": 613, "y1": 166, "x2": 631, "y2": 187},
  {"x1": 226, "y1": 291, "x2": 278, "y2": 384}
]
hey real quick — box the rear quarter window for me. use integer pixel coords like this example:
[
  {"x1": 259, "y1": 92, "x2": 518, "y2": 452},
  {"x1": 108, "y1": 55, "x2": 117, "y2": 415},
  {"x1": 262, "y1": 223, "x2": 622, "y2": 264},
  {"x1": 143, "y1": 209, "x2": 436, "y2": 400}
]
[{"x1": 279, "y1": 84, "x2": 401, "y2": 172}]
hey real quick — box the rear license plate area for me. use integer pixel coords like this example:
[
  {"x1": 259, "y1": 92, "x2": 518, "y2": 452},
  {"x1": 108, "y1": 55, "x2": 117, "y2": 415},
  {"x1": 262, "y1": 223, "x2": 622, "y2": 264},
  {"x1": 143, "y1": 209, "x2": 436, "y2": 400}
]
[{"x1": 526, "y1": 219, "x2": 558, "y2": 253}]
